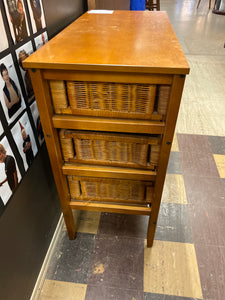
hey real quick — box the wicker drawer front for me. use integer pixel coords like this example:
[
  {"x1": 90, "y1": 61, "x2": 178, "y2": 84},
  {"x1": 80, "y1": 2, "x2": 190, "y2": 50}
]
[
  {"x1": 68, "y1": 176, "x2": 153, "y2": 205},
  {"x1": 60, "y1": 130, "x2": 161, "y2": 169},
  {"x1": 49, "y1": 80, "x2": 171, "y2": 119}
]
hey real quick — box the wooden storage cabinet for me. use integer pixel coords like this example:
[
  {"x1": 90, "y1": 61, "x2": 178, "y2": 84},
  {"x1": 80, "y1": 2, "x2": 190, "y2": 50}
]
[{"x1": 24, "y1": 11, "x2": 189, "y2": 247}]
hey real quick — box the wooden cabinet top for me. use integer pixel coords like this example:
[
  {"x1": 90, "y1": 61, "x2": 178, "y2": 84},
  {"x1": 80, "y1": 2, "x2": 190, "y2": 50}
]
[{"x1": 24, "y1": 11, "x2": 189, "y2": 75}]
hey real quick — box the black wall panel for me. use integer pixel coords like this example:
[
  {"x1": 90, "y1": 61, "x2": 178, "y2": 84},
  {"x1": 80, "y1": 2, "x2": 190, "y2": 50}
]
[{"x1": 0, "y1": 144, "x2": 61, "y2": 299}]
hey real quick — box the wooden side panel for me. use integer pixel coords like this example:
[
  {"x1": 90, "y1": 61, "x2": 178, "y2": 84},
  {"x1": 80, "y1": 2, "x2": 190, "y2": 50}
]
[
  {"x1": 88, "y1": 0, "x2": 96, "y2": 9},
  {"x1": 147, "y1": 74, "x2": 186, "y2": 247},
  {"x1": 29, "y1": 69, "x2": 76, "y2": 239}
]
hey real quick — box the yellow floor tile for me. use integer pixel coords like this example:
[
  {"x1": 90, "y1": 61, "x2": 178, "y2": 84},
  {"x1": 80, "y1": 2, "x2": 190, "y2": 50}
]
[
  {"x1": 171, "y1": 134, "x2": 179, "y2": 152},
  {"x1": 63, "y1": 210, "x2": 101, "y2": 234},
  {"x1": 144, "y1": 240, "x2": 203, "y2": 299},
  {"x1": 162, "y1": 174, "x2": 187, "y2": 204},
  {"x1": 39, "y1": 280, "x2": 86, "y2": 300},
  {"x1": 214, "y1": 154, "x2": 225, "y2": 178}
]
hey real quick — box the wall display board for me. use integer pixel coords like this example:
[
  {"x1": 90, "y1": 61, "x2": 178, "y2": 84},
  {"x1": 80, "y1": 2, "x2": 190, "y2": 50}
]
[
  {"x1": 27, "y1": 0, "x2": 46, "y2": 33},
  {"x1": 0, "y1": 0, "x2": 47, "y2": 216},
  {"x1": 0, "y1": 2, "x2": 86, "y2": 300}
]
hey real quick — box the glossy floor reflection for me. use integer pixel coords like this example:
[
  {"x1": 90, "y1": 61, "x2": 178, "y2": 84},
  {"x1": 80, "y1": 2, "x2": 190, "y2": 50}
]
[{"x1": 35, "y1": 1, "x2": 225, "y2": 299}]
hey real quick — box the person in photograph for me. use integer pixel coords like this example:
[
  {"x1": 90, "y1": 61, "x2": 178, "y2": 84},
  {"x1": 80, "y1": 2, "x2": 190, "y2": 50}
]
[
  {"x1": 30, "y1": 0, "x2": 42, "y2": 31},
  {"x1": 18, "y1": 50, "x2": 34, "y2": 100},
  {"x1": 0, "y1": 144, "x2": 18, "y2": 192},
  {"x1": 17, "y1": 0, "x2": 28, "y2": 41},
  {"x1": 6, "y1": 0, "x2": 21, "y2": 43},
  {"x1": 41, "y1": 32, "x2": 45, "y2": 45},
  {"x1": 0, "y1": 63, "x2": 21, "y2": 119},
  {"x1": 19, "y1": 122, "x2": 34, "y2": 166}
]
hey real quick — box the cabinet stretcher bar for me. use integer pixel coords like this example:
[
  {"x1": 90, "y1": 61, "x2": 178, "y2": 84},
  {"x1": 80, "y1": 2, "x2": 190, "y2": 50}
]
[
  {"x1": 62, "y1": 164, "x2": 156, "y2": 181},
  {"x1": 53, "y1": 115, "x2": 165, "y2": 134},
  {"x1": 69, "y1": 201, "x2": 152, "y2": 215}
]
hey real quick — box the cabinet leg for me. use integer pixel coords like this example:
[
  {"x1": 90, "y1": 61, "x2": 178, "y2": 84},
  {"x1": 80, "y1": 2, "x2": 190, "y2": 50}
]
[
  {"x1": 63, "y1": 207, "x2": 76, "y2": 240},
  {"x1": 147, "y1": 216, "x2": 157, "y2": 247}
]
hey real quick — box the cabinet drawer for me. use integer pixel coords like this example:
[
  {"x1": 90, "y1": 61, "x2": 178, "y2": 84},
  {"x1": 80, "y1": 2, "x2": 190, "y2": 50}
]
[
  {"x1": 59, "y1": 130, "x2": 161, "y2": 169},
  {"x1": 68, "y1": 175, "x2": 153, "y2": 205},
  {"x1": 49, "y1": 80, "x2": 171, "y2": 119}
]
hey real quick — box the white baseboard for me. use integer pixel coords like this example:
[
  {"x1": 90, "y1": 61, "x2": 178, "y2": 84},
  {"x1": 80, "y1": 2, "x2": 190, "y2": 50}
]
[{"x1": 30, "y1": 213, "x2": 64, "y2": 300}]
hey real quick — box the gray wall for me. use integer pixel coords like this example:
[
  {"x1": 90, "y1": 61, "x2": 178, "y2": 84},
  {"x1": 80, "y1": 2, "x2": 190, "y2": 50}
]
[
  {"x1": 0, "y1": 1, "x2": 85, "y2": 299},
  {"x1": 95, "y1": 0, "x2": 130, "y2": 10}
]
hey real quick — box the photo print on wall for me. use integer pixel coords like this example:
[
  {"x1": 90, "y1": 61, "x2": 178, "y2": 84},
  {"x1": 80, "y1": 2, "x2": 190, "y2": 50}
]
[
  {"x1": 27, "y1": 0, "x2": 46, "y2": 33},
  {"x1": 3, "y1": 0, "x2": 30, "y2": 44},
  {"x1": 30, "y1": 100, "x2": 44, "y2": 144},
  {"x1": 15, "y1": 41, "x2": 35, "y2": 103},
  {"x1": 34, "y1": 31, "x2": 48, "y2": 50},
  {"x1": 0, "y1": 9, "x2": 9, "y2": 52},
  {"x1": 0, "y1": 54, "x2": 25, "y2": 123},
  {"x1": 11, "y1": 111, "x2": 37, "y2": 171},
  {"x1": 0, "y1": 136, "x2": 21, "y2": 206}
]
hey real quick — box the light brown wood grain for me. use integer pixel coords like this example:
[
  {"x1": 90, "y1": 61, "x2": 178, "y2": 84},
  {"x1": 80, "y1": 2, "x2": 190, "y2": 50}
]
[
  {"x1": 62, "y1": 164, "x2": 156, "y2": 181},
  {"x1": 147, "y1": 75, "x2": 186, "y2": 247},
  {"x1": 52, "y1": 115, "x2": 165, "y2": 134},
  {"x1": 43, "y1": 70, "x2": 173, "y2": 85},
  {"x1": 23, "y1": 11, "x2": 189, "y2": 75}
]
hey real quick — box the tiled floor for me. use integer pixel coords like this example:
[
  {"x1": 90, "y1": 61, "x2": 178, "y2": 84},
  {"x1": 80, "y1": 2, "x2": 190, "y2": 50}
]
[{"x1": 36, "y1": 1, "x2": 225, "y2": 299}]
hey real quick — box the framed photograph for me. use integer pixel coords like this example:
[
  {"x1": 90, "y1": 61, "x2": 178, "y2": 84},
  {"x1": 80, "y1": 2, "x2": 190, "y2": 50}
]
[
  {"x1": 0, "y1": 136, "x2": 21, "y2": 205},
  {"x1": 0, "y1": 54, "x2": 26, "y2": 124},
  {"x1": 3, "y1": 0, "x2": 30, "y2": 44},
  {"x1": 30, "y1": 100, "x2": 44, "y2": 144},
  {"x1": 0, "y1": 9, "x2": 8, "y2": 52},
  {"x1": 15, "y1": 41, "x2": 35, "y2": 103},
  {"x1": 34, "y1": 31, "x2": 48, "y2": 50},
  {"x1": 27, "y1": 0, "x2": 46, "y2": 33},
  {"x1": 11, "y1": 111, "x2": 38, "y2": 171}
]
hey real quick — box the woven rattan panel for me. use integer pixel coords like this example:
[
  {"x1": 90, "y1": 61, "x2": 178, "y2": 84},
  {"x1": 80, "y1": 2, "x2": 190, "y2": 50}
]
[
  {"x1": 59, "y1": 130, "x2": 161, "y2": 169},
  {"x1": 67, "y1": 175, "x2": 153, "y2": 205},
  {"x1": 49, "y1": 80, "x2": 171, "y2": 119}
]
